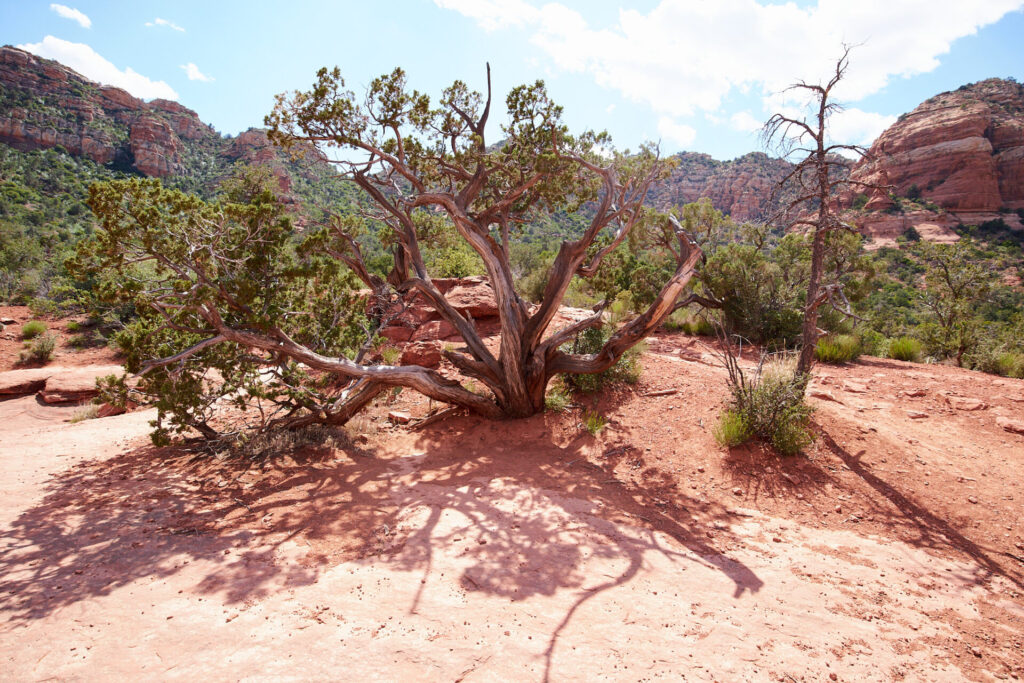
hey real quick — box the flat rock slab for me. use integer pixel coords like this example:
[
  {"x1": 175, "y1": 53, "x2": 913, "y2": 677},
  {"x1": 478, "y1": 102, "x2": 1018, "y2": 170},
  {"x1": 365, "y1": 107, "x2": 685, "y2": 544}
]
[
  {"x1": 0, "y1": 365, "x2": 123, "y2": 403},
  {"x1": 0, "y1": 368, "x2": 53, "y2": 396}
]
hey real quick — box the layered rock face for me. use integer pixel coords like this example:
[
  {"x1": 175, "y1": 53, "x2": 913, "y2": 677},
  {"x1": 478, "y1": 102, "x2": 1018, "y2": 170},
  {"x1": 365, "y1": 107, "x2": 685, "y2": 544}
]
[
  {"x1": 648, "y1": 152, "x2": 793, "y2": 222},
  {"x1": 852, "y1": 78, "x2": 1024, "y2": 212},
  {"x1": 0, "y1": 45, "x2": 216, "y2": 177}
]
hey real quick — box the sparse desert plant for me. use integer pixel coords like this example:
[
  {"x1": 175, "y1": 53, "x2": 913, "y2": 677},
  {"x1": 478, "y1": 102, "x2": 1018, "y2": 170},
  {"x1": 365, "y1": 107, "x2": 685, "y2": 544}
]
[
  {"x1": 21, "y1": 320, "x2": 46, "y2": 339},
  {"x1": 224, "y1": 424, "x2": 347, "y2": 461},
  {"x1": 69, "y1": 404, "x2": 99, "y2": 423},
  {"x1": 583, "y1": 410, "x2": 609, "y2": 436},
  {"x1": 378, "y1": 344, "x2": 401, "y2": 365},
  {"x1": 888, "y1": 336, "x2": 923, "y2": 362},
  {"x1": 66, "y1": 321, "x2": 82, "y2": 333},
  {"x1": 19, "y1": 332, "x2": 57, "y2": 363},
  {"x1": 544, "y1": 382, "x2": 572, "y2": 413},
  {"x1": 814, "y1": 334, "x2": 861, "y2": 364},
  {"x1": 713, "y1": 409, "x2": 750, "y2": 447},
  {"x1": 719, "y1": 350, "x2": 814, "y2": 455}
]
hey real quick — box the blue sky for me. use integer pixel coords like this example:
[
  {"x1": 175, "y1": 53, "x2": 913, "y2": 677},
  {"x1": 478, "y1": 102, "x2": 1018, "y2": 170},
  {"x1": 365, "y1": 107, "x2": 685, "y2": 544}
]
[{"x1": 2, "y1": 0, "x2": 1023, "y2": 160}]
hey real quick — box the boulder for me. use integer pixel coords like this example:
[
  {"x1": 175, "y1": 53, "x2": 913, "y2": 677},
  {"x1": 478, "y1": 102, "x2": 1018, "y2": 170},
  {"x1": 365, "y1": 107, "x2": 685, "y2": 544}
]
[
  {"x1": 378, "y1": 325, "x2": 414, "y2": 342},
  {"x1": 0, "y1": 368, "x2": 52, "y2": 397},
  {"x1": 400, "y1": 342, "x2": 442, "y2": 368},
  {"x1": 445, "y1": 279, "x2": 498, "y2": 318},
  {"x1": 411, "y1": 320, "x2": 457, "y2": 343},
  {"x1": 39, "y1": 365, "x2": 123, "y2": 404}
]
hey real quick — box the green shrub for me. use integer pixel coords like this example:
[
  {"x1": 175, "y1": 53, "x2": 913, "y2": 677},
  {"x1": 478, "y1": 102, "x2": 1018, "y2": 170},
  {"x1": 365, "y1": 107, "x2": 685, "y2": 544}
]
[
  {"x1": 19, "y1": 332, "x2": 57, "y2": 363},
  {"x1": 66, "y1": 321, "x2": 82, "y2": 333},
  {"x1": 378, "y1": 344, "x2": 401, "y2": 365},
  {"x1": 994, "y1": 352, "x2": 1024, "y2": 379},
  {"x1": 720, "y1": 356, "x2": 814, "y2": 455},
  {"x1": 888, "y1": 336, "x2": 923, "y2": 362},
  {"x1": 582, "y1": 410, "x2": 608, "y2": 436},
  {"x1": 21, "y1": 320, "x2": 46, "y2": 339},
  {"x1": 713, "y1": 409, "x2": 750, "y2": 447},
  {"x1": 562, "y1": 325, "x2": 643, "y2": 393},
  {"x1": 814, "y1": 334, "x2": 861, "y2": 364}
]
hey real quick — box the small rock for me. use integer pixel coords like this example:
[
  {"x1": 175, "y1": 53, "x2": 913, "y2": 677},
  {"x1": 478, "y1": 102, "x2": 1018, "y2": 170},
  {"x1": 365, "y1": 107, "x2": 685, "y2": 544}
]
[
  {"x1": 907, "y1": 411, "x2": 929, "y2": 419},
  {"x1": 829, "y1": 673, "x2": 838, "y2": 682},
  {"x1": 388, "y1": 411, "x2": 412, "y2": 425},
  {"x1": 970, "y1": 646, "x2": 982, "y2": 658},
  {"x1": 0, "y1": 316, "x2": 16, "y2": 325},
  {"x1": 809, "y1": 388, "x2": 840, "y2": 403},
  {"x1": 946, "y1": 396, "x2": 987, "y2": 411},
  {"x1": 772, "y1": 536, "x2": 782, "y2": 543},
  {"x1": 834, "y1": 505, "x2": 843, "y2": 513},
  {"x1": 732, "y1": 487, "x2": 743, "y2": 496},
  {"x1": 843, "y1": 381, "x2": 869, "y2": 394},
  {"x1": 997, "y1": 416, "x2": 1024, "y2": 435},
  {"x1": 904, "y1": 388, "x2": 927, "y2": 397},
  {"x1": 967, "y1": 496, "x2": 979, "y2": 504}
]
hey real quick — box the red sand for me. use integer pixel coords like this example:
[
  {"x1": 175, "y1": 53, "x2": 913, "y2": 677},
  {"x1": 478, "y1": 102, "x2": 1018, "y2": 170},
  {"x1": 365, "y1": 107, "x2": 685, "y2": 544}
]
[{"x1": 2, "y1": 331, "x2": 1023, "y2": 680}]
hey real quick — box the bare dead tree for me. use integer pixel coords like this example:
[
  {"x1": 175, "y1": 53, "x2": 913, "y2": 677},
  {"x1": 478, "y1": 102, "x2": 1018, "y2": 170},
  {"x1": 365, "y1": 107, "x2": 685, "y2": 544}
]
[{"x1": 762, "y1": 46, "x2": 886, "y2": 377}]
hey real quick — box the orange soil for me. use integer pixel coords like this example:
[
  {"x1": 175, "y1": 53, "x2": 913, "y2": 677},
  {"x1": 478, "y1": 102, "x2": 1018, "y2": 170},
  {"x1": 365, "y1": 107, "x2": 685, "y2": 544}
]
[
  {"x1": 1, "y1": 306, "x2": 121, "y2": 371},
  {"x1": 1, "y1": 331, "x2": 1023, "y2": 680}
]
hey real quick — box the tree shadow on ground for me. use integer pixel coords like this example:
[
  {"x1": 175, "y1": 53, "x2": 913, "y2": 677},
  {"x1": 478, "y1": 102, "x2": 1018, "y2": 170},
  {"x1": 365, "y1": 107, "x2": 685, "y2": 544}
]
[
  {"x1": 818, "y1": 429, "x2": 1024, "y2": 591},
  {"x1": 0, "y1": 412, "x2": 763, "y2": 682}
]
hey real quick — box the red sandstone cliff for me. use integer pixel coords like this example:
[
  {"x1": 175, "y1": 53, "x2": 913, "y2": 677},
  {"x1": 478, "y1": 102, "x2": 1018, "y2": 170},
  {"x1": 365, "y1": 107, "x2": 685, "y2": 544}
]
[{"x1": 852, "y1": 78, "x2": 1024, "y2": 213}]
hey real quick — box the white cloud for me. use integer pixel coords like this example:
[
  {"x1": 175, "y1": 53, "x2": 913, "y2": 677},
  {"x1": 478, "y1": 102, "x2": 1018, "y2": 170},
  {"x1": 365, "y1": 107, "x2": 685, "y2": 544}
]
[
  {"x1": 17, "y1": 36, "x2": 178, "y2": 101},
  {"x1": 439, "y1": 0, "x2": 1023, "y2": 135},
  {"x1": 730, "y1": 111, "x2": 763, "y2": 133},
  {"x1": 145, "y1": 17, "x2": 185, "y2": 32},
  {"x1": 657, "y1": 117, "x2": 696, "y2": 147},
  {"x1": 433, "y1": 0, "x2": 539, "y2": 31},
  {"x1": 180, "y1": 63, "x2": 214, "y2": 82},
  {"x1": 50, "y1": 4, "x2": 90, "y2": 29},
  {"x1": 829, "y1": 107, "x2": 898, "y2": 149}
]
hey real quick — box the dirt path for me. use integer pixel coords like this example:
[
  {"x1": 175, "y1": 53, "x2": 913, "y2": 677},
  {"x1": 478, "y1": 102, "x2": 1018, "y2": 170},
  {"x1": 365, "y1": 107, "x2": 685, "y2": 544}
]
[{"x1": 2, "y1": 334, "x2": 1023, "y2": 680}]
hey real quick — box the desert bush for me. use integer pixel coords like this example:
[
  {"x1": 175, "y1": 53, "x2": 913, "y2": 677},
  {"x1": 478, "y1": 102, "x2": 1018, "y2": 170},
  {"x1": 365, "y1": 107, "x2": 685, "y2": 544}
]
[
  {"x1": 21, "y1": 320, "x2": 46, "y2": 339},
  {"x1": 562, "y1": 325, "x2": 643, "y2": 393},
  {"x1": 720, "y1": 354, "x2": 814, "y2": 455},
  {"x1": 814, "y1": 334, "x2": 861, "y2": 364},
  {"x1": 888, "y1": 336, "x2": 923, "y2": 362},
  {"x1": 19, "y1": 331, "x2": 57, "y2": 363}
]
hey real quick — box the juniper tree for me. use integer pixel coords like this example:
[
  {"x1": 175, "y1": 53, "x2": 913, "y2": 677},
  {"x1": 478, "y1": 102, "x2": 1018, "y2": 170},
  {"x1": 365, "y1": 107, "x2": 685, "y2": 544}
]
[{"x1": 76, "y1": 65, "x2": 704, "y2": 434}]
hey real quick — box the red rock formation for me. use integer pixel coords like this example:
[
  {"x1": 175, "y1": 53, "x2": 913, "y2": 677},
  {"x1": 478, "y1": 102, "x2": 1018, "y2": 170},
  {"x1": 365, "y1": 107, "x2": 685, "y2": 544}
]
[
  {"x1": 129, "y1": 114, "x2": 183, "y2": 177},
  {"x1": 647, "y1": 152, "x2": 793, "y2": 221},
  {"x1": 852, "y1": 79, "x2": 1024, "y2": 212}
]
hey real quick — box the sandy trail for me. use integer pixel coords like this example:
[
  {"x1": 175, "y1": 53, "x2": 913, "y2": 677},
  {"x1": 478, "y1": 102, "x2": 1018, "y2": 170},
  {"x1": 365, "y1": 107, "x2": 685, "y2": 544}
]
[{"x1": 2, "y1": 339, "x2": 1024, "y2": 680}]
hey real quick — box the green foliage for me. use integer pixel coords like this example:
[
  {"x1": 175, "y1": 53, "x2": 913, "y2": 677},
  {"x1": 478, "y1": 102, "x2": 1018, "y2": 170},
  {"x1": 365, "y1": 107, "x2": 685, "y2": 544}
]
[
  {"x1": 713, "y1": 410, "x2": 750, "y2": 448},
  {"x1": 582, "y1": 410, "x2": 609, "y2": 436},
  {"x1": 887, "y1": 336, "x2": 923, "y2": 362},
  {"x1": 562, "y1": 325, "x2": 643, "y2": 393},
  {"x1": 19, "y1": 332, "x2": 57, "y2": 364},
  {"x1": 20, "y1": 320, "x2": 46, "y2": 339},
  {"x1": 814, "y1": 334, "x2": 861, "y2": 364},
  {"x1": 70, "y1": 178, "x2": 370, "y2": 445},
  {"x1": 544, "y1": 382, "x2": 571, "y2": 413},
  {"x1": 721, "y1": 356, "x2": 814, "y2": 455},
  {"x1": 378, "y1": 344, "x2": 401, "y2": 365}
]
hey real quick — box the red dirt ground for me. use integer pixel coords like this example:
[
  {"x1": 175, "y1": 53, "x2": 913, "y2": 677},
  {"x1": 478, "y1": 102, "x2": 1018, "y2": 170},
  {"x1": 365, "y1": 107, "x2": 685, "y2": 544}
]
[
  {"x1": 1, "y1": 330, "x2": 1023, "y2": 680},
  {"x1": 1, "y1": 305, "x2": 121, "y2": 371}
]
